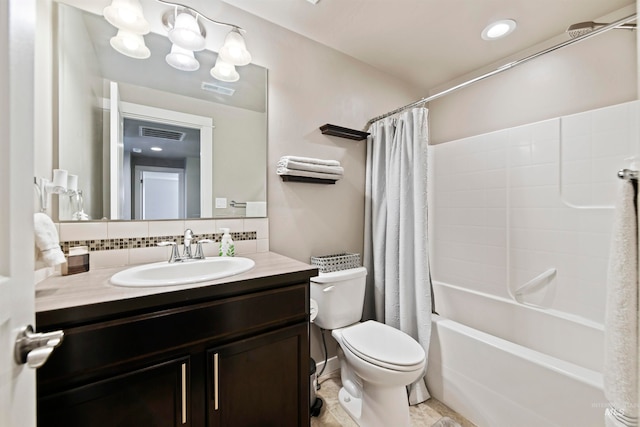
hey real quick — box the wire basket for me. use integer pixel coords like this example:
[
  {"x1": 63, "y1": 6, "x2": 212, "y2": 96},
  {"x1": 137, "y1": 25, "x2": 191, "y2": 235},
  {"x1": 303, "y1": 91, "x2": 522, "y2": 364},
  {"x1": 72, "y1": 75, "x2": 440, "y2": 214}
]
[{"x1": 310, "y1": 252, "x2": 361, "y2": 273}]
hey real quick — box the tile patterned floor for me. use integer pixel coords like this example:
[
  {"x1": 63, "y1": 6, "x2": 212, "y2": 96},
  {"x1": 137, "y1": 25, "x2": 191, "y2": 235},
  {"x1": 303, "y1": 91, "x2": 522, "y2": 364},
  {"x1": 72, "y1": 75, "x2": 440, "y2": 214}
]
[{"x1": 310, "y1": 372, "x2": 476, "y2": 427}]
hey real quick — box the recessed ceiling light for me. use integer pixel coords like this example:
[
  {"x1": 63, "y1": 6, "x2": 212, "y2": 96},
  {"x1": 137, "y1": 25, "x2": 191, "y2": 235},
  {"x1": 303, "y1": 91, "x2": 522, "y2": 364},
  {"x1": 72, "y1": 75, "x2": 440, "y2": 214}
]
[
  {"x1": 150, "y1": 146, "x2": 163, "y2": 152},
  {"x1": 482, "y1": 19, "x2": 517, "y2": 40}
]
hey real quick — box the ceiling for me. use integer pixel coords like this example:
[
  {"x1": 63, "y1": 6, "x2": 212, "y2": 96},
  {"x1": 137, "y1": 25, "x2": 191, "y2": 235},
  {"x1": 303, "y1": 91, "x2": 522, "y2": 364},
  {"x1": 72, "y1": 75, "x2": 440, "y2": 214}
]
[
  {"x1": 220, "y1": 0, "x2": 636, "y2": 91},
  {"x1": 60, "y1": 0, "x2": 636, "y2": 93}
]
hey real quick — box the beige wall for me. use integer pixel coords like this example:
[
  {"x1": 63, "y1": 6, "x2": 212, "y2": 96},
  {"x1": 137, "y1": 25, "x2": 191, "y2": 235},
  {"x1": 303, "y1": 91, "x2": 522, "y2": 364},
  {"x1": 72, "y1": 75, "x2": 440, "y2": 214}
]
[
  {"x1": 429, "y1": 6, "x2": 637, "y2": 144},
  {"x1": 215, "y1": 6, "x2": 421, "y2": 264}
]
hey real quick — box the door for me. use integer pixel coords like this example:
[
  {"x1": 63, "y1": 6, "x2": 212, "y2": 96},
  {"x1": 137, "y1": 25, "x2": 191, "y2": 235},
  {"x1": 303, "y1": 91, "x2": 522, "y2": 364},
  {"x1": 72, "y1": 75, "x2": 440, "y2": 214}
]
[
  {"x1": 207, "y1": 324, "x2": 309, "y2": 427},
  {"x1": 134, "y1": 166, "x2": 185, "y2": 220},
  {"x1": 38, "y1": 357, "x2": 190, "y2": 427},
  {"x1": 0, "y1": 0, "x2": 37, "y2": 426}
]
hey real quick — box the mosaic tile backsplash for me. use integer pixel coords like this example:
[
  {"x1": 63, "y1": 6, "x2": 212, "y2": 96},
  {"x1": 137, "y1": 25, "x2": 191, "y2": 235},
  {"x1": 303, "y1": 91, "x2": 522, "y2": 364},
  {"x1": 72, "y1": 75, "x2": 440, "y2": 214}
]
[{"x1": 60, "y1": 232, "x2": 257, "y2": 253}]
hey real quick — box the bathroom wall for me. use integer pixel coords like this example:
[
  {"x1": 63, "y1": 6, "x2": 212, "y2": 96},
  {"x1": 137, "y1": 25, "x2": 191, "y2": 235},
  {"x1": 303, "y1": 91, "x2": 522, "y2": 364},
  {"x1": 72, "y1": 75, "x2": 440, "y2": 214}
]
[
  {"x1": 431, "y1": 100, "x2": 640, "y2": 324},
  {"x1": 57, "y1": 4, "x2": 104, "y2": 217},
  {"x1": 34, "y1": 1, "x2": 422, "y2": 365},
  {"x1": 429, "y1": 5, "x2": 637, "y2": 144},
  {"x1": 213, "y1": 5, "x2": 423, "y2": 264}
]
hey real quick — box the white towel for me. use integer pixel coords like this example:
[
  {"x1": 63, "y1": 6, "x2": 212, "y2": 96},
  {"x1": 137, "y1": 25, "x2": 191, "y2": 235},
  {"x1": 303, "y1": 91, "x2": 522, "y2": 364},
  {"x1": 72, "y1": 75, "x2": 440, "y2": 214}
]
[
  {"x1": 605, "y1": 407, "x2": 637, "y2": 427},
  {"x1": 34, "y1": 213, "x2": 66, "y2": 268},
  {"x1": 604, "y1": 179, "x2": 638, "y2": 423},
  {"x1": 245, "y1": 201, "x2": 266, "y2": 217},
  {"x1": 277, "y1": 159, "x2": 344, "y2": 175},
  {"x1": 279, "y1": 156, "x2": 341, "y2": 167},
  {"x1": 276, "y1": 167, "x2": 342, "y2": 181}
]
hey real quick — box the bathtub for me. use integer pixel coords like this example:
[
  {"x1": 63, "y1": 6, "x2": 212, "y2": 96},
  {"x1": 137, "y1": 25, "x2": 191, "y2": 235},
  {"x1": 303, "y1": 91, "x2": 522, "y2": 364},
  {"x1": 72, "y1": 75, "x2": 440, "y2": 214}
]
[{"x1": 426, "y1": 281, "x2": 607, "y2": 427}]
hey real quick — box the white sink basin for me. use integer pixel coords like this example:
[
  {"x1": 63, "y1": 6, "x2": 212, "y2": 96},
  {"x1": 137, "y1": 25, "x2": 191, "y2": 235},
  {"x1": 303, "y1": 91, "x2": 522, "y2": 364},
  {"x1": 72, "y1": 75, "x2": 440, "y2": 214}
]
[{"x1": 110, "y1": 257, "x2": 256, "y2": 287}]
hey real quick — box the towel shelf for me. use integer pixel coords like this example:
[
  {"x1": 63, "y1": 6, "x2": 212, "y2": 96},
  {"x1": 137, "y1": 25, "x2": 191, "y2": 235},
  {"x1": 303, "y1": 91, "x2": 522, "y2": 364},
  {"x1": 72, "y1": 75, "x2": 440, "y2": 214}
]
[
  {"x1": 280, "y1": 175, "x2": 337, "y2": 185},
  {"x1": 320, "y1": 124, "x2": 370, "y2": 141}
]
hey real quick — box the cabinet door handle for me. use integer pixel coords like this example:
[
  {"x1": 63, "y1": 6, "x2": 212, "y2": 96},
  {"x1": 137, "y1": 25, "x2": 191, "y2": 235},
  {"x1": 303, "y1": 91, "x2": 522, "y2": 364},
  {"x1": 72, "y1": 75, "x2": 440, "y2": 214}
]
[
  {"x1": 213, "y1": 353, "x2": 219, "y2": 411},
  {"x1": 181, "y1": 362, "x2": 187, "y2": 424}
]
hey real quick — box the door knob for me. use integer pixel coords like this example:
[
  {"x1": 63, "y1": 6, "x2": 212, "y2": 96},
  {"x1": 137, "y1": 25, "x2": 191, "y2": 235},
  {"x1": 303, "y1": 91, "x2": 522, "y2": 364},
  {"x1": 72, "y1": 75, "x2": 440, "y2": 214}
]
[{"x1": 14, "y1": 325, "x2": 64, "y2": 369}]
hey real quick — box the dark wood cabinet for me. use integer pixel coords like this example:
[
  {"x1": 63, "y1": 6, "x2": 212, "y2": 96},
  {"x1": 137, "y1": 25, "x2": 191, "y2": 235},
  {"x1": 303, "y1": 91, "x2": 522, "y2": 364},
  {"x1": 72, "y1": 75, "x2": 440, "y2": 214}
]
[
  {"x1": 207, "y1": 324, "x2": 308, "y2": 427},
  {"x1": 38, "y1": 357, "x2": 190, "y2": 427},
  {"x1": 36, "y1": 280, "x2": 311, "y2": 427}
]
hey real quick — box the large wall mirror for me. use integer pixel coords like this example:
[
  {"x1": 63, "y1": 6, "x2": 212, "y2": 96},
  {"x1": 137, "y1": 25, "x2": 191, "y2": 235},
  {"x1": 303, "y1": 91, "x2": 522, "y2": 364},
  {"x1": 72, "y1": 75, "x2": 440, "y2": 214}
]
[{"x1": 54, "y1": 2, "x2": 267, "y2": 221}]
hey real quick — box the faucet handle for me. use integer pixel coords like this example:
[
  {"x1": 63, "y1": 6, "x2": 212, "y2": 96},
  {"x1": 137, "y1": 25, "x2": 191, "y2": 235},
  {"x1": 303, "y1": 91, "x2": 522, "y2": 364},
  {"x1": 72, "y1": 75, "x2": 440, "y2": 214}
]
[
  {"x1": 158, "y1": 241, "x2": 180, "y2": 263},
  {"x1": 193, "y1": 239, "x2": 214, "y2": 260}
]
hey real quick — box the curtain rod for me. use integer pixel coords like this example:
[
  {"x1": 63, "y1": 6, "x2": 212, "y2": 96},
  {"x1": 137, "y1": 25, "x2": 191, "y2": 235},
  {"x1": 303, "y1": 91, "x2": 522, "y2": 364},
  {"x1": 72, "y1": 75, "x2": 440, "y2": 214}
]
[{"x1": 365, "y1": 13, "x2": 638, "y2": 129}]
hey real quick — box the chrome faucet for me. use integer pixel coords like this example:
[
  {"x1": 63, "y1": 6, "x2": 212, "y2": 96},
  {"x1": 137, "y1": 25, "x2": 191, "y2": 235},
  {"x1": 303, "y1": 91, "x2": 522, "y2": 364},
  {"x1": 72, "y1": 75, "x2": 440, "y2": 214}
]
[
  {"x1": 183, "y1": 229, "x2": 194, "y2": 259},
  {"x1": 158, "y1": 229, "x2": 214, "y2": 263}
]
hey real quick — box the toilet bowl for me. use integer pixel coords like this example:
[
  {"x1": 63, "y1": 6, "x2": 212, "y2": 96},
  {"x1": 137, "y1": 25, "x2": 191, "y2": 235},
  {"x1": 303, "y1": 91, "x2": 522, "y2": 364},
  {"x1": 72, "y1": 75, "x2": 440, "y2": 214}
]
[{"x1": 310, "y1": 267, "x2": 426, "y2": 427}]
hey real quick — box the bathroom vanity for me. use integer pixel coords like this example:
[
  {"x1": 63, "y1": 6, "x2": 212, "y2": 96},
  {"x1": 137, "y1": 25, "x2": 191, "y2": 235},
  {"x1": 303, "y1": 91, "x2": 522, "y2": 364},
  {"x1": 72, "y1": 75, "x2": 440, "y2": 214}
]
[{"x1": 35, "y1": 252, "x2": 316, "y2": 427}]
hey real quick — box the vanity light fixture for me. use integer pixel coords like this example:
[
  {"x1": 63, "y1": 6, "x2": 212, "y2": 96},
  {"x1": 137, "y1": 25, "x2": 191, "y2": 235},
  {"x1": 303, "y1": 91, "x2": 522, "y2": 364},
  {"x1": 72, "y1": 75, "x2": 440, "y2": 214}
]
[
  {"x1": 210, "y1": 56, "x2": 240, "y2": 82},
  {"x1": 481, "y1": 19, "x2": 517, "y2": 40},
  {"x1": 110, "y1": 29, "x2": 151, "y2": 59},
  {"x1": 166, "y1": 43, "x2": 200, "y2": 71},
  {"x1": 219, "y1": 28, "x2": 252, "y2": 66},
  {"x1": 166, "y1": 9, "x2": 207, "y2": 51},
  {"x1": 104, "y1": 0, "x2": 151, "y2": 59},
  {"x1": 103, "y1": 0, "x2": 150, "y2": 34},
  {"x1": 159, "y1": 1, "x2": 252, "y2": 80},
  {"x1": 103, "y1": 0, "x2": 253, "y2": 81}
]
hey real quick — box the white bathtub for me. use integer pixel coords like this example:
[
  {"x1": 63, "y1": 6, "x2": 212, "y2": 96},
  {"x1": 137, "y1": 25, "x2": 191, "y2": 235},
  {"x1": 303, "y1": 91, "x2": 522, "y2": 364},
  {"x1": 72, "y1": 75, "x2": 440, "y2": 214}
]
[{"x1": 426, "y1": 281, "x2": 607, "y2": 427}]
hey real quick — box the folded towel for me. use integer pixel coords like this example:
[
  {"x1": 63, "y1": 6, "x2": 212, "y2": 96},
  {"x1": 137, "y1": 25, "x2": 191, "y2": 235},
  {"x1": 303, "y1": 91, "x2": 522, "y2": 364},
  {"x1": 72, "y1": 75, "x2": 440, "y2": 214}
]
[
  {"x1": 277, "y1": 159, "x2": 344, "y2": 175},
  {"x1": 604, "y1": 179, "x2": 638, "y2": 421},
  {"x1": 277, "y1": 167, "x2": 342, "y2": 181},
  {"x1": 34, "y1": 213, "x2": 66, "y2": 268},
  {"x1": 279, "y1": 156, "x2": 341, "y2": 167}
]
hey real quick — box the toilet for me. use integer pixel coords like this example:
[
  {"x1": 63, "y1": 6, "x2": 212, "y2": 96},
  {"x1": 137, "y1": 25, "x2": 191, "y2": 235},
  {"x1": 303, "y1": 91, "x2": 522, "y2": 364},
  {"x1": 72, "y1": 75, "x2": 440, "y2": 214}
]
[{"x1": 310, "y1": 267, "x2": 426, "y2": 427}]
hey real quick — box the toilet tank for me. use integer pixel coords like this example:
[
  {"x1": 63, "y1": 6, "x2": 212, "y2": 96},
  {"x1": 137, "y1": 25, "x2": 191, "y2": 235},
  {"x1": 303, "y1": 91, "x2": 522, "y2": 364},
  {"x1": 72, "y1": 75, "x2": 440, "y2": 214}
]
[{"x1": 310, "y1": 267, "x2": 367, "y2": 330}]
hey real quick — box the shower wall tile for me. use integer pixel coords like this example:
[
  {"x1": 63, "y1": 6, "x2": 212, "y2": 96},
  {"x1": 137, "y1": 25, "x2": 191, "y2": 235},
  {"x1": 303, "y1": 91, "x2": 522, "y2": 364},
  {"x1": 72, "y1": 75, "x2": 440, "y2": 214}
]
[
  {"x1": 431, "y1": 100, "x2": 639, "y2": 324},
  {"x1": 561, "y1": 100, "x2": 640, "y2": 207}
]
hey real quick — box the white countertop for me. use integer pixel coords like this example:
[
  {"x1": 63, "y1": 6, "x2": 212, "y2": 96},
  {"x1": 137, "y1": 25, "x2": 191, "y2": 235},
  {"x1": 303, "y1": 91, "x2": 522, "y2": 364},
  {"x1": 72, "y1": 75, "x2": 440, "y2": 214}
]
[{"x1": 36, "y1": 252, "x2": 317, "y2": 319}]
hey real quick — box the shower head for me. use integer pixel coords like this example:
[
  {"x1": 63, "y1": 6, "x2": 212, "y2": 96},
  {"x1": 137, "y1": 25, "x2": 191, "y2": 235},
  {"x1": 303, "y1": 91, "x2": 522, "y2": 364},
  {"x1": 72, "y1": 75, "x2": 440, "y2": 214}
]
[{"x1": 566, "y1": 21, "x2": 636, "y2": 39}]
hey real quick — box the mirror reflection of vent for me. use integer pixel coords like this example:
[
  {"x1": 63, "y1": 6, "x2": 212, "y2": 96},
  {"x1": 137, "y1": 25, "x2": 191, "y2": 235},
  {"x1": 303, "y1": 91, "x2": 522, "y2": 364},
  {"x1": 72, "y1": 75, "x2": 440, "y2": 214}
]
[
  {"x1": 201, "y1": 82, "x2": 235, "y2": 96},
  {"x1": 139, "y1": 126, "x2": 186, "y2": 141}
]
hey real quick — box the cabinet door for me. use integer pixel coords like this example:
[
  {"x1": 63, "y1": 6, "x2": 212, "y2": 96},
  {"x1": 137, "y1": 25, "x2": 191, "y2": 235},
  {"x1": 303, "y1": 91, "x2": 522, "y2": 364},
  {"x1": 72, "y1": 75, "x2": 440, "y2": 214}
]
[
  {"x1": 207, "y1": 323, "x2": 309, "y2": 427},
  {"x1": 38, "y1": 356, "x2": 190, "y2": 427}
]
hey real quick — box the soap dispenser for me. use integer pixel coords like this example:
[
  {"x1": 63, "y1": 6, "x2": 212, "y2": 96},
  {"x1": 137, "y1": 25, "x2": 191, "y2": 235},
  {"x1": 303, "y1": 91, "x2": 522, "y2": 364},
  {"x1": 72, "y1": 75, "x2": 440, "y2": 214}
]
[{"x1": 219, "y1": 228, "x2": 235, "y2": 257}]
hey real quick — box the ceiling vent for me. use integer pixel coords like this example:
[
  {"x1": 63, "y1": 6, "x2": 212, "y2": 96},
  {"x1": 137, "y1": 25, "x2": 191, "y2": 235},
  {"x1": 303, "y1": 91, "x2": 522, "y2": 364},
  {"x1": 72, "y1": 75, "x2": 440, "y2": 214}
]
[
  {"x1": 201, "y1": 81, "x2": 236, "y2": 96},
  {"x1": 139, "y1": 126, "x2": 185, "y2": 141}
]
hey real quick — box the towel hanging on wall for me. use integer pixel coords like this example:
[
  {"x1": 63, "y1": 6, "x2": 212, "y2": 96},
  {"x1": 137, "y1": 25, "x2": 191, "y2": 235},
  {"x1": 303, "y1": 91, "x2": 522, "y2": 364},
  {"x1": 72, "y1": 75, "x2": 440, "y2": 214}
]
[
  {"x1": 603, "y1": 178, "x2": 638, "y2": 427},
  {"x1": 34, "y1": 212, "x2": 66, "y2": 269}
]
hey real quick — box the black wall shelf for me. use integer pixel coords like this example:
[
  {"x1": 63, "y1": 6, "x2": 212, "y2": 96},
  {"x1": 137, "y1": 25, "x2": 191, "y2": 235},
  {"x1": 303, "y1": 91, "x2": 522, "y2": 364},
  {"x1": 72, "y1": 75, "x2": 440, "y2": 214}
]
[
  {"x1": 280, "y1": 175, "x2": 337, "y2": 185},
  {"x1": 320, "y1": 124, "x2": 370, "y2": 141}
]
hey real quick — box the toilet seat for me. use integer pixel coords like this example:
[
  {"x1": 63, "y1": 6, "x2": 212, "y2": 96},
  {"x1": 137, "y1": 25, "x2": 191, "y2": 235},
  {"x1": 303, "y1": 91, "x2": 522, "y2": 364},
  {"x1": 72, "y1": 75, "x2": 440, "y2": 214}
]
[{"x1": 340, "y1": 321, "x2": 425, "y2": 372}]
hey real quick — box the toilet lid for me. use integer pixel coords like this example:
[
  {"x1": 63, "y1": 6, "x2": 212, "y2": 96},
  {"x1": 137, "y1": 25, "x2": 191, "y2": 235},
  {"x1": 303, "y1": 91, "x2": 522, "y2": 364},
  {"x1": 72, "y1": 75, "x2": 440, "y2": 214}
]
[{"x1": 341, "y1": 321, "x2": 425, "y2": 372}]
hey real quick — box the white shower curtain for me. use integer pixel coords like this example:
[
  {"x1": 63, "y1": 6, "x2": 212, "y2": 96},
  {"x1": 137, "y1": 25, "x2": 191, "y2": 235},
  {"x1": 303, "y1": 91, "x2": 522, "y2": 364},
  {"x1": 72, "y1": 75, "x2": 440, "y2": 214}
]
[{"x1": 363, "y1": 107, "x2": 432, "y2": 404}]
